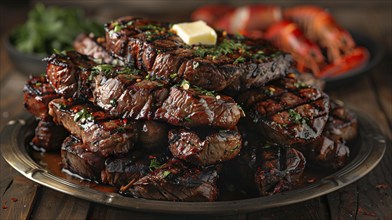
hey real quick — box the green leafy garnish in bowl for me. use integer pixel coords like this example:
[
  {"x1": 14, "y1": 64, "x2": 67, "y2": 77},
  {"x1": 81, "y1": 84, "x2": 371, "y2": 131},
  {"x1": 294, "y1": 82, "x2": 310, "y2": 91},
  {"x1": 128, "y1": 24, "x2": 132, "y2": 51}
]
[{"x1": 11, "y1": 3, "x2": 104, "y2": 55}]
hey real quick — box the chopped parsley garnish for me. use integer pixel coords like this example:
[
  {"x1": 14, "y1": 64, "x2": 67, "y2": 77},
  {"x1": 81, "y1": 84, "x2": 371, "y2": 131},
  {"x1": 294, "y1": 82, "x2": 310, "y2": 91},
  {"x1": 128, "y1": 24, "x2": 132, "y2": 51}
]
[
  {"x1": 149, "y1": 158, "x2": 162, "y2": 171},
  {"x1": 193, "y1": 39, "x2": 250, "y2": 58},
  {"x1": 184, "y1": 116, "x2": 192, "y2": 122},
  {"x1": 162, "y1": 170, "x2": 171, "y2": 178},
  {"x1": 58, "y1": 103, "x2": 67, "y2": 110},
  {"x1": 253, "y1": 50, "x2": 266, "y2": 60},
  {"x1": 233, "y1": 56, "x2": 246, "y2": 64},
  {"x1": 110, "y1": 99, "x2": 117, "y2": 107},
  {"x1": 288, "y1": 109, "x2": 308, "y2": 125},
  {"x1": 169, "y1": 73, "x2": 178, "y2": 79},
  {"x1": 53, "y1": 48, "x2": 66, "y2": 55},
  {"x1": 91, "y1": 64, "x2": 140, "y2": 79},
  {"x1": 73, "y1": 108, "x2": 94, "y2": 123},
  {"x1": 35, "y1": 82, "x2": 42, "y2": 86},
  {"x1": 139, "y1": 24, "x2": 166, "y2": 32},
  {"x1": 294, "y1": 81, "x2": 309, "y2": 88}
]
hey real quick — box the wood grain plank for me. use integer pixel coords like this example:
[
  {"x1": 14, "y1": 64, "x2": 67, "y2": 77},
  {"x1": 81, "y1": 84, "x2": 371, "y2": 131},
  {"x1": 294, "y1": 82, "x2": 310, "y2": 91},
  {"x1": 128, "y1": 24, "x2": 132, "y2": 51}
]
[
  {"x1": 0, "y1": 175, "x2": 40, "y2": 220},
  {"x1": 247, "y1": 198, "x2": 329, "y2": 220},
  {"x1": 30, "y1": 188, "x2": 90, "y2": 220},
  {"x1": 88, "y1": 204, "x2": 188, "y2": 220}
]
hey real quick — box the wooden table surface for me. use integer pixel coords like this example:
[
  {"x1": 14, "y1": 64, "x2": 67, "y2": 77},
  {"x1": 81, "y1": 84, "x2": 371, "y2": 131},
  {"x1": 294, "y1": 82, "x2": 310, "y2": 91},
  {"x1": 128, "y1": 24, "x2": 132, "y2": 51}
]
[{"x1": 0, "y1": 2, "x2": 391, "y2": 219}]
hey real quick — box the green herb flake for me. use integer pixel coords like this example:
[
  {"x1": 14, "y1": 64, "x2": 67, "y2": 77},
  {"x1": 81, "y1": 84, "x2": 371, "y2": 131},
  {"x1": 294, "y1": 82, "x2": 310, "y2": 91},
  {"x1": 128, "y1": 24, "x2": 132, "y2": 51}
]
[
  {"x1": 184, "y1": 116, "x2": 192, "y2": 122},
  {"x1": 294, "y1": 81, "x2": 309, "y2": 89},
  {"x1": 59, "y1": 103, "x2": 67, "y2": 110},
  {"x1": 149, "y1": 158, "x2": 161, "y2": 171},
  {"x1": 169, "y1": 73, "x2": 178, "y2": 79},
  {"x1": 233, "y1": 56, "x2": 246, "y2": 64},
  {"x1": 35, "y1": 82, "x2": 42, "y2": 86},
  {"x1": 110, "y1": 99, "x2": 117, "y2": 107},
  {"x1": 53, "y1": 48, "x2": 66, "y2": 55},
  {"x1": 162, "y1": 170, "x2": 171, "y2": 178},
  {"x1": 288, "y1": 109, "x2": 307, "y2": 125},
  {"x1": 73, "y1": 108, "x2": 94, "y2": 123}
]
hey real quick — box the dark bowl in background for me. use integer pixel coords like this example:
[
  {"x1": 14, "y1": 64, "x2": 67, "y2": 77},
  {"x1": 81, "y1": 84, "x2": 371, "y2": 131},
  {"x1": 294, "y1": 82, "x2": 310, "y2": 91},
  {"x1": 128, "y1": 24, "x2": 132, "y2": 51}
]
[{"x1": 3, "y1": 34, "x2": 47, "y2": 76}]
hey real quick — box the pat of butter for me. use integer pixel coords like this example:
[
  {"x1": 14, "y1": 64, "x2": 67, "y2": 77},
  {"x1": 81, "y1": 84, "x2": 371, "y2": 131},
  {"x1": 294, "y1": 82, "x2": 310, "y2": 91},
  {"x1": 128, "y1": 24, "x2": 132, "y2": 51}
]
[{"x1": 172, "y1": 21, "x2": 217, "y2": 46}]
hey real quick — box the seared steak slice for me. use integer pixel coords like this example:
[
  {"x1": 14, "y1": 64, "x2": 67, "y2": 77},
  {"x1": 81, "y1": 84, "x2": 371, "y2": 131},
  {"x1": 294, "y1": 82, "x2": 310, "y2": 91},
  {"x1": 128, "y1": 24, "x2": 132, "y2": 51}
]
[
  {"x1": 23, "y1": 76, "x2": 60, "y2": 120},
  {"x1": 32, "y1": 120, "x2": 69, "y2": 152},
  {"x1": 93, "y1": 73, "x2": 168, "y2": 120},
  {"x1": 138, "y1": 121, "x2": 168, "y2": 150},
  {"x1": 101, "y1": 150, "x2": 170, "y2": 187},
  {"x1": 44, "y1": 51, "x2": 96, "y2": 98},
  {"x1": 101, "y1": 158, "x2": 149, "y2": 187},
  {"x1": 125, "y1": 158, "x2": 219, "y2": 202},
  {"x1": 49, "y1": 98, "x2": 140, "y2": 157},
  {"x1": 105, "y1": 17, "x2": 291, "y2": 91},
  {"x1": 168, "y1": 128, "x2": 242, "y2": 166},
  {"x1": 255, "y1": 145, "x2": 305, "y2": 196},
  {"x1": 324, "y1": 100, "x2": 357, "y2": 142},
  {"x1": 61, "y1": 135, "x2": 106, "y2": 181},
  {"x1": 238, "y1": 74, "x2": 329, "y2": 145},
  {"x1": 73, "y1": 34, "x2": 115, "y2": 64},
  {"x1": 155, "y1": 86, "x2": 244, "y2": 129},
  {"x1": 295, "y1": 136, "x2": 349, "y2": 170}
]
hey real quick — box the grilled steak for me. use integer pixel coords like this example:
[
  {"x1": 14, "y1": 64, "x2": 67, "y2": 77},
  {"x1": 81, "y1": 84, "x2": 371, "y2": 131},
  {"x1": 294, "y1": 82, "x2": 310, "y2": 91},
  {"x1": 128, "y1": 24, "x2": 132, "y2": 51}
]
[
  {"x1": 155, "y1": 86, "x2": 244, "y2": 129},
  {"x1": 324, "y1": 100, "x2": 357, "y2": 142},
  {"x1": 295, "y1": 136, "x2": 349, "y2": 170},
  {"x1": 125, "y1": 158, "x2": 219, "y2": 201},
  {"x1": 237, "y1": 73, "x2": 329, "y2": 145},
  {"x1": 23, "y1": 76, "x2": 60, "y2": 120},
  {"x1": 49, "y1": 98, "x2": 140, "y2": 157},
  {"x1": 73, "y1": 34, "x2": 115, "y2": 64},
  {"x1": 101, "y1": 150, "x2": 170, "y2": 187},
  {"x1": 168, "y1": 128, "x2": 242, "y2": 166},
  {"x1": 255, "y1": 144, "x2": 306, "y2": 196},
  {"x1": 138, "y1": 121, "x2": 168, "y2": 150},
  {"x1": 61, "y1": 135, "x2": 106, "y2": 181},
  {"x1": 93, "y1": 72, "x2": 168, "y2": 120},
  {"x1": 105, "y1": 17, "x2": 291, "y2": 91},
  {"x1": 32, "y1": 120, "x2": 69, "y2": 151},
  {"x1": 44, "y1": 51, "x2": 96, "y2": 98}
]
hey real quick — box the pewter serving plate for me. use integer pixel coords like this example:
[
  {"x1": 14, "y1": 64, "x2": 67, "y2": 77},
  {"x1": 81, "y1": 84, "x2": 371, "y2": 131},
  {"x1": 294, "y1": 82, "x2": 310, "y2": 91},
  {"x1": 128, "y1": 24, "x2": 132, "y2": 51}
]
[{"x1": 0, "y1": 110, "x2": 387, "y2": 215}]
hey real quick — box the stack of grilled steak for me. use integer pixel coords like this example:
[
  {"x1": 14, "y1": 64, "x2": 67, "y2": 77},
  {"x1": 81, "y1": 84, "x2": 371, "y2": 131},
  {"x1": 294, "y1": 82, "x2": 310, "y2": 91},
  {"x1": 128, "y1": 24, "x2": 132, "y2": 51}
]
[{"x1": 23, "y1": 17, "x2": 358, "y2": 201}]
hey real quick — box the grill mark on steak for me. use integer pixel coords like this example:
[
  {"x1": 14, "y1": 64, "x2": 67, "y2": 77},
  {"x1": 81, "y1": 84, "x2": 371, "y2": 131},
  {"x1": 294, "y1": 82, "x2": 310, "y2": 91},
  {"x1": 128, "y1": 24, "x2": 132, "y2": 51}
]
[
  {"x1": 105, "y1": 17, "x2": 291, "y2": 91},
  {"x1": 168, "y1": 128, "x2": 242, "y2": 166},
  {"x1": 23, "y1": 76, "x2": 60, "y2": 120},
  {"x1": 49, "y1": 98, "x2": 140, "y2": 157},
  {"x1": 124, "y1": 158, "x2": 219, "y2": 201},
  {"x1": 61, "y1": 135, "x2": 106, "y2": 181},
  {"x1": 100, "y1": 148, "x2": 161, "y2": 187},
  {"x1": 237, "y1": 74, "x2": 329, "y2": 145},
  {"x1": 254, "y1": 145, "x2": 306, "y2": 196}
]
